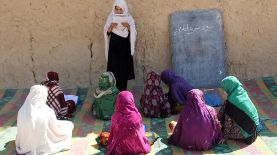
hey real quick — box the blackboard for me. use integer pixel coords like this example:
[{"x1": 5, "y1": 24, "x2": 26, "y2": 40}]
[{"x1": 170, "y1": 9, "x2": 226, "y2": 88}]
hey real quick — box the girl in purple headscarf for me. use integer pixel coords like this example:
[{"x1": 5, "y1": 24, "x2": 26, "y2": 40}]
[
  {"x1": 168, "y1": 89, "x2": 223, "y2": 151},
  {"x1": 161, "y1": 69, "x2": 194, "y2": 113}
]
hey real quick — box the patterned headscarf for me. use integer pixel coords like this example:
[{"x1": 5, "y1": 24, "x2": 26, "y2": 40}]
[
  {"x1": 41, "y1": 71, "x2": 74, "y2": 118},
  {"x1": 140, "y1": 71, "x2": 171, "y2": 117},
  {"x1": 41, "y1": 71, "x2": 59, "y2": 87}
]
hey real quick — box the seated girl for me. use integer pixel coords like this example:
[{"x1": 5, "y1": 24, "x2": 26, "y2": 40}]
[
  {"x1": 168, "y1": 89, "x2": 223, "y2": 151},
  {"x1": 140, "y1": 71, "x2": 171, "y2": 118},
  {"x1": 161, "y1": 69, "x2": 194, "y2": 114},
  {"x1": 218, "y1": 76, "x2": 260, "y2": 144},
  {"x1": 16, "y1": 85, "x2": 74, "y2": 155},
  {"x1": 41, "y1": 71, "x2": 76, "y2": 119},
  {"x1": 107, "y1": 91, "x2": 151, "y2": 155},
  {"x1": 92, "y1": 72, "x2": 119, "y2": 120}
]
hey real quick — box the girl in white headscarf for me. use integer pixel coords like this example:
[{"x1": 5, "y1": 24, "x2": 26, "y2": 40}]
[
  {"x1": 16, "y1": 85, "x2": 74, "y2": 155},
  {"x1": 104, "y1": 0, "x2": 137, "y2": 91}
]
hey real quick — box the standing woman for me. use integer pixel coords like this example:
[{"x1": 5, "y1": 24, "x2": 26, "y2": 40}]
[{"x1": 104, "y1": 0, "x2": 136, "y2": 91}]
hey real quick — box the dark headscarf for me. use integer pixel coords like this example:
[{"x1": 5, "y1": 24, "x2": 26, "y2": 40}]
[
  {"x1": 41, "y1": 71, "x2": 59, "y2": 87},
  {"x1": 161, "y1": 69, "x2": 194, "y2": 104}
]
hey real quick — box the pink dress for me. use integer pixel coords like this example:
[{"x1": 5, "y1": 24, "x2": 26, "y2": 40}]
[{"x1": 106, "y1": 91, "x2": 151, "y2": 155}]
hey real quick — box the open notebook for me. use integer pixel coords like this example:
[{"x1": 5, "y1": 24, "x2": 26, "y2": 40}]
[
  {"x1": 64, "y1": 95, "x2": 78, "y2": 105},
  {"x1": 112, "y1": 14, "x2": 128, "y2": 25}
]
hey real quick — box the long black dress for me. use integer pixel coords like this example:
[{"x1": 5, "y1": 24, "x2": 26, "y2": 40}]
[{"x1": 107, "y1": 32, "x2": 135, "y2": 91}]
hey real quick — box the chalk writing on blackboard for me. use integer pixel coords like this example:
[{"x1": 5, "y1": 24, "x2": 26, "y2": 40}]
[
  {"x1": 170, "y1": 9, "x2": 226, "y2": 88},
  {"x1": 173, "y1": 24, "x2": 214, "y2": 36},
  {"x1": 217, "y1": 70, "x2": 223, "y2": 75}
]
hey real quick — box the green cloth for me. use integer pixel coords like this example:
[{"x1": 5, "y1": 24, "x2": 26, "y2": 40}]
[
  {"x1": 93, "y1": 72, "x2": 119, "y2": 120},
  {"x1": 93, "y1": 87, "x2": 119, "y2": 120},
  {"x1": 221, "y1": 76, "x2": 259, "y2": 126}
]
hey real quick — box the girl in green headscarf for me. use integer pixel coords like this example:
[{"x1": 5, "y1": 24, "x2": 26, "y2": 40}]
[
  {"x1": 92, "y1": 72, "x2": 119, "y2": 120},
  {"x1": 218, "y1": 76, "x2": 260, "y2": 144}
]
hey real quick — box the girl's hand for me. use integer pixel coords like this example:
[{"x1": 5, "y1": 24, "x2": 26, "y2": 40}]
[
  {"x1": 108, "y1": 23, "x2": 118, "y2": 32},
  {"x1": 122, "y1": 22, "x2": 130, "y2": 31}
]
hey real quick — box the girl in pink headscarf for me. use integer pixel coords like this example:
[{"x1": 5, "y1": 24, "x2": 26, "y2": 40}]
[{"x1": 106, "y1": 91, "x2": 151, "y2": 155}]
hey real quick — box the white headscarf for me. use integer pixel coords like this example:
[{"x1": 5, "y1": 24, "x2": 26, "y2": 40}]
[
  {"x1": 104, "y1": 0, "x2": 137, "y2": 61},
  {"x1": 16, "y1": 85, "x2": 74, "y2": 155}
]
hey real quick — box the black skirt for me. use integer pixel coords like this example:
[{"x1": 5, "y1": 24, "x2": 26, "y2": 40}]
[{"x1": 107, "y1": 32, "x2": 135, "y2": 81}]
